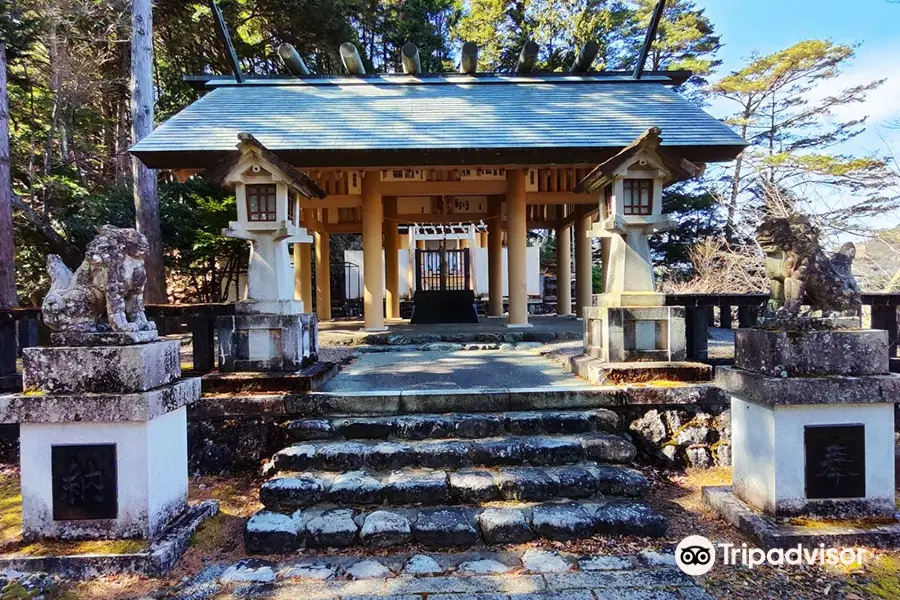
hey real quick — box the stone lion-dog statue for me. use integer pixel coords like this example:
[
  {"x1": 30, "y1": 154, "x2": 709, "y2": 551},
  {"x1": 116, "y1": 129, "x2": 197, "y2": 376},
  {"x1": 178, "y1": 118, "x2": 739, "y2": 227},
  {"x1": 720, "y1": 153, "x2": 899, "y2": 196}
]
[
  {"x1": 42, "y1": 225, "x2": 157, "y2": 333},
  {"x1": 757, "y1": 212, "x2": 861, "y2": 317}
]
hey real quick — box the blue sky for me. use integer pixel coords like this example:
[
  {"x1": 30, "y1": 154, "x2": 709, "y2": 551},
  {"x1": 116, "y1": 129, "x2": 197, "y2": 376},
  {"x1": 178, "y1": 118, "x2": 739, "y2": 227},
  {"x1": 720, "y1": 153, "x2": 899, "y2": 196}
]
[{"x1": 701, "y1": 0, "x2": 900, "y2": 156}]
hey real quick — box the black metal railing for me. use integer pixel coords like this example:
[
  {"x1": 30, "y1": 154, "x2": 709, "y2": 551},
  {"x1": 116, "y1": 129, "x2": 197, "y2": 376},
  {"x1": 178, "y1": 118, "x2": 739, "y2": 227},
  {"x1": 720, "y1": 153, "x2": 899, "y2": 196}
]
[{"x1": 1, "y1": 292, "x2": 898, "y2": 382}]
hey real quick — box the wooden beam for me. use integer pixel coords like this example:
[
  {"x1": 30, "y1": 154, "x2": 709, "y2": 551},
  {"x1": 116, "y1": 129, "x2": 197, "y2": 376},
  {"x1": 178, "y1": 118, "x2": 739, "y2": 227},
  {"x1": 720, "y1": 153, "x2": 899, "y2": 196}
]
[
  {"x1": 559, "y1": 204, "x2": 598, "y2": 229},
  {"x1": 299, "y1": 194, "x2": 362, "y2": 209},
  {"x1": 379, "y1": 180, "x2": 506, "y2": 196},
  {"x1": 323, "y1": 222, "x2": 363, "y2": 233},
  {"x1": 396, "y1": 213, "x2": 489, "y2": 224},
  {"x1": 207, "y1": 0, "x2": 243, "y2": 83},
  {"x1": 526, "y1": 192, "x2": 595, "y2": 205}
]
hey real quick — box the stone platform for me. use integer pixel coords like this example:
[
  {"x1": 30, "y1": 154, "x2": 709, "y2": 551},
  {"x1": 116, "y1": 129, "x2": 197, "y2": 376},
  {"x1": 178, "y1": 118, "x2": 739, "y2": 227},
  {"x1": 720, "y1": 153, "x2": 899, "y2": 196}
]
[
  {"x1": 568, "y1": 357, "x2": 711, "y2": 385},
  {"x1": 162, "y1": 547, "x2": 710, "y2": 600},
  {"x1": 0, "y1": 501, "x2": 218, "y2": 578},
  {"x1": 704, "y1": 486, "x2": 900, "y2": 550}
]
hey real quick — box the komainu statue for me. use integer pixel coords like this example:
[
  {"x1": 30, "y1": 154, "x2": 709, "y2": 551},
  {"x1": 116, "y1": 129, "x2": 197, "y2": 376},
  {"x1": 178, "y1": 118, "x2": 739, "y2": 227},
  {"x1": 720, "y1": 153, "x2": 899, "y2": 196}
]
[
  {"x1": 42, "y1": 225, "x2": 157, "y2": 333},
  {"x1": 757, "y1": 212, "x2": 861, "y2": 317}
]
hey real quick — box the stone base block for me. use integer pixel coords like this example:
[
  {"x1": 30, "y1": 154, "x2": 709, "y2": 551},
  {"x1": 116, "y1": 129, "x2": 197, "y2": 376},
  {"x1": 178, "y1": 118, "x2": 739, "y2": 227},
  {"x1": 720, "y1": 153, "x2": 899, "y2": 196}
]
[
  {"x1": 735, "y1": 328, "x2": 889, "y2": 377},
  {"x1": 50, "y1": 329, "x2": 159, "y2": 347},
  {"x1": 584, "y1": 306, "x2": 686, "y2": 363},
  {"x1": 0, "y1": 501, "x2": 218, "y2": 578},
  {"x1": 218, "y1": 312, "x2": 317, "y2": 373},
  {"x1": 23, "y1": 340, "x2": 181, "y2": 394},
  {"x1": 21, "y1": 406, "x2": 189, "y2": 541},
  {"x1": 592, "y1": 292, "x2": 666, "y2": 308},
  {"x1": 716, "y1": 367, "x2": 900, "y2": 406},
  {"x1": 0, "y1": 378, "x2": 201, "y2": 424},
  {"x1": 730, "y1": 393, "x2": 895, "y2": 518},
  {"x1": 235, "y1": 300, "x2": 303, "y2": 316},
  {"x1": 703, "y1": 486, "x2": 900, "y2": 550},
  {"x1": 569, "y1": 356, "x2": 711, "y2": 385}
]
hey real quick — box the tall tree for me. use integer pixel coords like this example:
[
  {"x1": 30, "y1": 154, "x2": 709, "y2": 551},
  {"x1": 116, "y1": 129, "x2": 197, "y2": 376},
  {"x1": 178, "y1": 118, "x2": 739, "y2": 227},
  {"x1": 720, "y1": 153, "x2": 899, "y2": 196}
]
[
  {"x1": 710, "y1": 40, "x2": 895, "y2": 240},
  {"x1": 622, "y1": 0, "x2": 721, "y2": 93},
  {"x1": 131, "y1": 0, "x2": 165, "y2": 302},
  {"x1": 0, "y1": 42, "x2": 14, "y2": 309}
]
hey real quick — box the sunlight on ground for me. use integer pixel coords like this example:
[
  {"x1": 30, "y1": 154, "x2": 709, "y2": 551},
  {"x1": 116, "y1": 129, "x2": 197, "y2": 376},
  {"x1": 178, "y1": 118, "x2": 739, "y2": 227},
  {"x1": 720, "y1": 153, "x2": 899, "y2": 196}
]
[{"x1": 0, "y1": 471, "x2": 147, "y2": 557}]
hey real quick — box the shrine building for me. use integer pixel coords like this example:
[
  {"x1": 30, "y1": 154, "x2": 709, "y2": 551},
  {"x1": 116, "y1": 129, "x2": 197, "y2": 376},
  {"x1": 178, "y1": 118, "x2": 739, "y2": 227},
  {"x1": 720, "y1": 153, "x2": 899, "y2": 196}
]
[{"x1": 130, "y1": 46, "x2": 745, "y2": 331}]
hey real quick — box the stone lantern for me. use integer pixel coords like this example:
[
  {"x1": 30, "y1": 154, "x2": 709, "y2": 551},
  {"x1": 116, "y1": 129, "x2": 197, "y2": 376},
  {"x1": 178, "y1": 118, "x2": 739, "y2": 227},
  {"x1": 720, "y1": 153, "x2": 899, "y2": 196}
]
[
  {"x1": 208, "y1": 133, "x2": 326, "y2": 371},
  {"x1": 577, "y1": 128, "x2": 701, "y2": 363}
]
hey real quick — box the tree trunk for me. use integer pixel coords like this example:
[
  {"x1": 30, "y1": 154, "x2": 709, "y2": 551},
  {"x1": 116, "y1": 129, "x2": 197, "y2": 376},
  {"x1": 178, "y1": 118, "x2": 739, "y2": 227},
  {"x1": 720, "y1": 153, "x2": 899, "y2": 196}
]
[
  {"x1": 131, "y1": 0, "x2": 166, "y2": 303},
  {"x1": 0, "y1": 44, "x2": 17, "y2": 309},
  {"x1": 11, "y1": 193, "x2": 83, "y2": 268}
]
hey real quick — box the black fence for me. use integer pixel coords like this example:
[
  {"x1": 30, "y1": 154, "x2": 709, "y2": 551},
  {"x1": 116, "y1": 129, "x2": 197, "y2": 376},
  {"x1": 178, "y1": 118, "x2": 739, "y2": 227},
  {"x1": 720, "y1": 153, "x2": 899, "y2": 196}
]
[{"x1": 2, "y1": 293, "x2": 899, "y2": 380}]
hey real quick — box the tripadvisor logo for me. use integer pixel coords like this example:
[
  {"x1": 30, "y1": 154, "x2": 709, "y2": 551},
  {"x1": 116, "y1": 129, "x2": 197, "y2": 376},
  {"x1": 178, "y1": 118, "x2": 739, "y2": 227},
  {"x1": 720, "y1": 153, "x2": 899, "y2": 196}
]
[
  {"x1": 674, "y1": 535, "x2": 868, "y2": 575},
  {"x1": 675, "y1": 535, "x2": 716, "y2": 576}
]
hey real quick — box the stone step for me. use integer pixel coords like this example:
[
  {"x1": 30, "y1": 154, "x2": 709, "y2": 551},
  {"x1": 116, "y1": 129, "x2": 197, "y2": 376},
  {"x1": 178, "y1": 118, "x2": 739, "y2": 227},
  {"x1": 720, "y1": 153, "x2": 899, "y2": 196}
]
[
  {"x1": 271, "y1": 433, "x2": 637, "y2": 474},
  {"x1": 245, "y1": 499, "x2": 667, "y2": 553},
  {"x1": 285, "y1": 409, "x2": 620, "y2": 443},
  {"x1": 260, "y1": 464, "x2": 650, "y2": 511}
]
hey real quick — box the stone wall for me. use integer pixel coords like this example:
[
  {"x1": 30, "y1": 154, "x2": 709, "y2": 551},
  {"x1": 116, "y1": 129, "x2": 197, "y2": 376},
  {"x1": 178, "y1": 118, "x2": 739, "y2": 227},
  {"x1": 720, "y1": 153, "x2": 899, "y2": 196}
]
[
  {"x1": 188, "y1": 419, "x2": 288, "y2": 475},
  {"x1": 625, "y1": 403, "x2": 731, "y2": 469}
]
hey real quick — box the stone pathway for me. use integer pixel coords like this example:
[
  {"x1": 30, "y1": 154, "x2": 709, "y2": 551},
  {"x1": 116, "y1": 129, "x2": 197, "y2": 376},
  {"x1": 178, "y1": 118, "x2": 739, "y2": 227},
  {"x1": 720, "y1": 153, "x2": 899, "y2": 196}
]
[
  {"x1": 166, "y1": 549, "x2": 711, "y2": 599},
  {"x1": 323, "y1": 350, "x2": 583, "y2": 392}
]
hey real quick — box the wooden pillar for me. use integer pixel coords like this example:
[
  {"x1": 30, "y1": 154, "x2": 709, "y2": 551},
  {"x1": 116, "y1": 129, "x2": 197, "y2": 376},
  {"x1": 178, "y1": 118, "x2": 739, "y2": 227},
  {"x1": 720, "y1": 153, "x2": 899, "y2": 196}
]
[
  {"x1": 384, "y1": 197, "x2": 400, "y2": 319},
  {"x1": 479, "y1": 231, "x2": 488, "y2": 248},
  {"x1": 459, "y1": 239, "x2": 469, "y2": 249},
  {"x1": 488, "y1": 196, "x2": 504, "y2": 317},
  {"x1": 872, "y1": 304, "x2": 899, "y2": 358},
  {"x1": 737, "y1": 304, "x2": 758, "y2": 328},
  {"x1": 719, "y1": 304, "x2": 733, "y2": 329},
  {"x1": 416, "y1": 240, "x2": 425, "y2": 250},
  {"x1": 293, "y1": 242, "x2": 312, "y2": 311},
  {"x1": 506, "y1": 169, "x2": 529, "y2": 327},
  {"x1": 685, "y1": 306, "x2": 709, "y2": 362},
  {"x1": 362, "y1": 172, "x2": 385, "y2": 330},
  {"x1": 556, "y1": 220, "x2": 572, "y2": 317},
  {"x1": 315, "y1": 231, "x2": 331, "y2": 321},
  {"x1": 188, "y1": 314, "x2": 216, "y2": 372},
  {"x1": 574, "y1": 216, "x2": 592, "y2": 318}
]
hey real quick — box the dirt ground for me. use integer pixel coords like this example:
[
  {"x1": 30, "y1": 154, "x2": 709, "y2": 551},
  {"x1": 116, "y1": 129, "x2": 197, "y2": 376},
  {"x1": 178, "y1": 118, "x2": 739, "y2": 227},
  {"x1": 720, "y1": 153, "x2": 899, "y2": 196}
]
[{"x1": 0, "y1": 466, "x2": 884, "y2": 599}]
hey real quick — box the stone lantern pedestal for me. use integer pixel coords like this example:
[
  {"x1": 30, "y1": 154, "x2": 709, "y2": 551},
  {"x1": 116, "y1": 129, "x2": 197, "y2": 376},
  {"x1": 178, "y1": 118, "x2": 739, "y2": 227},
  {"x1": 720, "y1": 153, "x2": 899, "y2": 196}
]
[
  {"x1": 0, "y1": 330, "x2": 200, "y2": 541},
  {"x1": 218, "y1": 299, "x2": 318, "y2": 372}
]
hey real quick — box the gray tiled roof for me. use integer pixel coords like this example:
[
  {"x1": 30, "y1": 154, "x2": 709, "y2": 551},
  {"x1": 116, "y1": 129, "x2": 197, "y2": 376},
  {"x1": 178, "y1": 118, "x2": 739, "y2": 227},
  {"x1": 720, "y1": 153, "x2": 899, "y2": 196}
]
[{"x1": 132, "y1": 77, "x2": 745, "y2": 164}]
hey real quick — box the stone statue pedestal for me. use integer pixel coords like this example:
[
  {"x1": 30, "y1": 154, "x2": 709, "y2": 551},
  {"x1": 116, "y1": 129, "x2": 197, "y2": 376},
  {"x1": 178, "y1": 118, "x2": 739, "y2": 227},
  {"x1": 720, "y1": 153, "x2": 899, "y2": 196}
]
[
  {"x1": 217, "y1": 300, "x2": 317, "y2": 373},
  {"x1": 0, "y1": 330, "x2": 200, "y2": 541},
  {"x1": 711, "y1": 326, "x2": 900, "y2": 519}
]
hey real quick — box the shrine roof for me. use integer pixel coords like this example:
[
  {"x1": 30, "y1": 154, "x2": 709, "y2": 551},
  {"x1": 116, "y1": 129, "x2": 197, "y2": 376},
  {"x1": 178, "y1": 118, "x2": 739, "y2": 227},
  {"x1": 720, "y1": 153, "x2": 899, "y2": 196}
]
[{"x1": 131, "y1": 73, "x2": 746, "y2": 170}]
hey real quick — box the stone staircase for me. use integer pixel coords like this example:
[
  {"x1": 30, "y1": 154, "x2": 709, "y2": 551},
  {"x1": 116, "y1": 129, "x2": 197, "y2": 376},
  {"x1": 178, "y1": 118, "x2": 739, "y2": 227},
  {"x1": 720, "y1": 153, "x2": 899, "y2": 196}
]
[{"x1": 245, "y1": 407, "x2": 667, "y2": 553}]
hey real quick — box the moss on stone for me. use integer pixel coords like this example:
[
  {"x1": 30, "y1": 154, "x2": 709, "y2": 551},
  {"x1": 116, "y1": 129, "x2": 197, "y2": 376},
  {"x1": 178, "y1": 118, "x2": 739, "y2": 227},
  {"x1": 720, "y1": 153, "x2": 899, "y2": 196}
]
[
  {"x1": 0, "y1": 474, "x2": 146, "y2": 557},
  {"x1": 849, "y1": 554, "x2": 900, "y2": 599}
]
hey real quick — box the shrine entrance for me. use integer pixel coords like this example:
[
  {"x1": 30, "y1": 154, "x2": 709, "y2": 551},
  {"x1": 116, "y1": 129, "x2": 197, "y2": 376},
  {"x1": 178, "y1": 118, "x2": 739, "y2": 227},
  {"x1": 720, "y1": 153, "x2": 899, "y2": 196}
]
[
  {"x1": 415, "y1": 247, "x2": 471, "y2": 293},
  {"x1": 410, "y1": 225, "x2": 479, "y2": 324}
]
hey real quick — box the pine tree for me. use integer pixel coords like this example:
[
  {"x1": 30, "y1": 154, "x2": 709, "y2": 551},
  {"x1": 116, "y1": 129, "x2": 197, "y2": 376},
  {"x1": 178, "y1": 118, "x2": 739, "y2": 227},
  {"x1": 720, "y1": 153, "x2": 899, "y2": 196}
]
[{"x1": 710, "y1": 40, "x2": 896, "y2": 240}]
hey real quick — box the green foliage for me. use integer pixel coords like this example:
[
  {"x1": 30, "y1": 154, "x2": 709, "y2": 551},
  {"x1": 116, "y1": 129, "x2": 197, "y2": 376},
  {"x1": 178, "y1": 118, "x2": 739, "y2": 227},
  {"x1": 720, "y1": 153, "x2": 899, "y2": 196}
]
[{"x1": 650, "y1": 184, "x2": 725, "y2": 276}]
